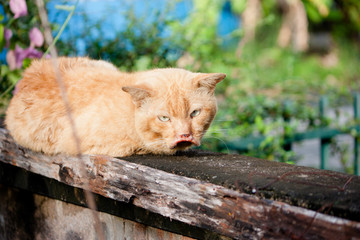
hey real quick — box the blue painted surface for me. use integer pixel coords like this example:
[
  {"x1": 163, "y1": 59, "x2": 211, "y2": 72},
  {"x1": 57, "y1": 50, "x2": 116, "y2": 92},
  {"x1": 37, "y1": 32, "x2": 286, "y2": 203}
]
[
  {"x1": 47, "y1": 0, "x2": 239, "y2": 54},
  {"x1": 218, "y1": 1, "x2": 240, "y2": 48},
  {"x1": 1, "y1": 0, "x2": 240, "y2": 59},
  {"x1": 218, "y1": 1, "x2": 239, "y2": 36}
]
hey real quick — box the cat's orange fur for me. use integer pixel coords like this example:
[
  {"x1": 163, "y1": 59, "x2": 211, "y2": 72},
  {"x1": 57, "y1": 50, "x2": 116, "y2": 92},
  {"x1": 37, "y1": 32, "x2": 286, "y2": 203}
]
[{"x1": 5, "y1": 57, "x2": 225, "y2": 157}]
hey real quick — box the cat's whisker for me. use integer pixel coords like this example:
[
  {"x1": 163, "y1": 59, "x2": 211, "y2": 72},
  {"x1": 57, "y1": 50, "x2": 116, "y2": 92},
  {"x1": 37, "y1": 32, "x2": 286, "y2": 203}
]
[
  {"x1": 205, "y1": 129, "x2": 229, "y2": 133},
  {"x1": 204, "y1": 127, "x2": 230, "y2": 133},
  {"x1": 202, "y1": 136, "x2": 231, "y2": 155},
  {"x1": 204, "y1": 132, "x2": 227, "y2": 136},
  {"x1": 204, "y1": 132, "x2": 228, "y2": 136},
  {"x1": 140, "y1": 138, "x2": 171, "y2": 149},
  {"x1": 212, "y1": 119, "x2": 237, "y2": 122},
  {"x1": 142, "y1": 140, "x2": 165, "y2": 147}
]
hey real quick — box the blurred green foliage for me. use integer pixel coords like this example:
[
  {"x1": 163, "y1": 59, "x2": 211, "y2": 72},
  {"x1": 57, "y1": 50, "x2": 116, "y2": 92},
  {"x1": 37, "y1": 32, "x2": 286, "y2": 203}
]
[
  {"x1": 200, "y1": 20, "x2": 360, "y2": 165},
  {"x1": 56, "y1": 2, "x2": 179, "y2": 71}
]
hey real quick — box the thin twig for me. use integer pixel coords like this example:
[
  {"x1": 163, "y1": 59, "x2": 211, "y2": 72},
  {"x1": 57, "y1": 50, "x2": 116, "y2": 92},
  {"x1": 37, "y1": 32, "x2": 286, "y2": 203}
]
[
  {"x1": 0, "y1": 80, "x2": 17, "y2": 99},
  {"x1": 35, "y1": 1, "x2": 105, "y2": 239},
  {"x1": 42, "y1": 3, "x2": 77, "y2": 58}
]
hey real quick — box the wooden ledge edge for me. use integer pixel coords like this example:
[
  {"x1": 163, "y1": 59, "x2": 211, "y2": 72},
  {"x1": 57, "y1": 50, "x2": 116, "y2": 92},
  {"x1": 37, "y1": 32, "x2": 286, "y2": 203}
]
[{"x1": 0, "y1": 128, "x2": 359, "y2": 239}]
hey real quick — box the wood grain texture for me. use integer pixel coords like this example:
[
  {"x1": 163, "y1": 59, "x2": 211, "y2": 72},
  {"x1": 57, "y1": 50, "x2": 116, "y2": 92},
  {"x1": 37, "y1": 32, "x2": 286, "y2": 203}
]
[{"x1": 0, "y1": 128, "x2": 359, "y2": 239}]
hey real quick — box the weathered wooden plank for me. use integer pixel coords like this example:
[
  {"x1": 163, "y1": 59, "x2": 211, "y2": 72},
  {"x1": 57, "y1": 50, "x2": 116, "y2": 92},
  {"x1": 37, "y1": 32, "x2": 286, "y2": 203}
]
[
  {"x1": 124, "y1": 150, "x2": 360, "y2": 222},
  {"x1": 0, "y1": 161, "x2": 220, "y2": 240},
  {"x1": 0, "y1": 128, "x2": 359, "y2": 239}
]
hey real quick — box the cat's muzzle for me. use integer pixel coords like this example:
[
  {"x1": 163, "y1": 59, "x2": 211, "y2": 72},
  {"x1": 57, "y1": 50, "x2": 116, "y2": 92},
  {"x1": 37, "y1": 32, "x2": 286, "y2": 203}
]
[{"x1": 171, "y1": 134, "x2": 199, "y2": 150}]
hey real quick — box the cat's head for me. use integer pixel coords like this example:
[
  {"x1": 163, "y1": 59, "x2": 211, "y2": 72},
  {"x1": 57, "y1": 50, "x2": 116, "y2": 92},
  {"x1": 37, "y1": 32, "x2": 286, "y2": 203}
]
[{"x1": 122, "y1": 68, "x2": 225, "y2": 155}]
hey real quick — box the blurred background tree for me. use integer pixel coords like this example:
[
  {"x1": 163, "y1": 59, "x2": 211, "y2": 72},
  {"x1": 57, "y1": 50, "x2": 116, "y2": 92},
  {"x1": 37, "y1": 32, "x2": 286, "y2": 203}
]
[{"x1": 0, "y1": 0, "x2": 359, "y2": 172}]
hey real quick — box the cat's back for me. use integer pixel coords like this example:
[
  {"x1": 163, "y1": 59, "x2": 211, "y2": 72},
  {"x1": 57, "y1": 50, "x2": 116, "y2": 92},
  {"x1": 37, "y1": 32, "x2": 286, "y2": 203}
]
[
  {"x1": 4, "y1": 59, "x2": 226, "y2": 156},
  {"x1": 15, "y1": 57, "x2": 120, "y2": 95},
  {"x1": 5, "y1": 57, "x2": 128, "y2": 154}
]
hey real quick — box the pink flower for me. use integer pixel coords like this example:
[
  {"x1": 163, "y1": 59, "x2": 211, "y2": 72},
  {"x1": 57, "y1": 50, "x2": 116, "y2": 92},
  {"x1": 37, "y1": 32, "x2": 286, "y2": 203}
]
[
  {"x1": 14, "y1": 45, "x2": 28, "y2": 68},
  {"x1": 6, "y1": 45, "x2": 44, "y2": 70},
  {"x1": 9, "y1": 0, "x2": 28, "y2": 19},
  {"x1": 4, "y1": 28, "x2": 12, "y2": 48},
  {"x1": 6, "y1": 50, "x2": 16, "y2": 70},
  {"x1": 29, "y1": 27, "x2": 44, "y2": 48}
]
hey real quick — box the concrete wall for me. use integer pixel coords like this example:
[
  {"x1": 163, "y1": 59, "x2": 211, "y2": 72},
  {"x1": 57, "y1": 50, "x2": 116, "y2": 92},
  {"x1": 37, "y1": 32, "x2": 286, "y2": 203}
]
[{"x1": 0, "y1": 185, "x2": 194, "y2": 240}]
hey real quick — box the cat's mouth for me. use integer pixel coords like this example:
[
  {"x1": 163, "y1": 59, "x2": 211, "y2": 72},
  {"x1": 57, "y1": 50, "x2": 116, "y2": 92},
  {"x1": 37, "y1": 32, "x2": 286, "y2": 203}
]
[
  {"x1": 171, "y1": 135, "x2": 200, "y2": 150},
  {"x1": 173, "y1": 140, "x2": 194, "y2": 149}
]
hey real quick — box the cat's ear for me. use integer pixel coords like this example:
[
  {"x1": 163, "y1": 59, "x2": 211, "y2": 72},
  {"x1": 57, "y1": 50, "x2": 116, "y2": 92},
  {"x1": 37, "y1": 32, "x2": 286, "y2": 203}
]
[
  {"x1": 194, "y1": 73, "x2": 226, "y2": 94},
  {"x1": 122, "y1": 86, "x2": 152, "y2": 107}
]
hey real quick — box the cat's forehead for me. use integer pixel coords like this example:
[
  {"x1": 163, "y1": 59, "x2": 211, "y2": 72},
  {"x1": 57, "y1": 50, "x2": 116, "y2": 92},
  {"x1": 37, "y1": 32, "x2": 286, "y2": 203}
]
[
  {"x1": 159, "y1": 93, "x2": 190, "y2": 117},
  {"x1": 151, "y1": 88, "x2": 209, "y2": 118},
  {"x1": 135, "y1": 68, "x2": 213, "y2": 117}
]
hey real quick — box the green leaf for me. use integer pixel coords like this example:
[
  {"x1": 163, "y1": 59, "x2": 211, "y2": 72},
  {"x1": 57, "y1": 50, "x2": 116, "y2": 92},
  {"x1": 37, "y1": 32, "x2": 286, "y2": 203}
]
[
  {"x1": 304, "y1": 2, "x2": 323, "y2": 23},
  {"x1": 134, "y1": 56, "x2": 151, "y2": 71},
  {"x1": 8, "y1": 71, "x2": 22, "y2": 84},
  {"x1": 1, "y1": 65, "x2": 10, "y2": 78},
  {"x1": 255, "y1": 115, "x2": 266, "y2": 133},
  {"x1": 23, "y1": 58, "x2": 32, "y2": 69},
  {"x1": 231, "y1": 0, "x2": 247, "y2": 14},
  {"x1": 0, "y1": 24, "x2": 4, "y2": 52}
]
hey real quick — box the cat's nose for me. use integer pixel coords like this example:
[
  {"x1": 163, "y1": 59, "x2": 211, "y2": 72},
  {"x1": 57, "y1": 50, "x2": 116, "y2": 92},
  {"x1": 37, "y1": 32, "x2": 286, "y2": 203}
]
[
  {"x1": 181, "y1": 133, "x2": 191, "y2": 138},
  {"x1": 178, "y1": 133, "x2": 194, "y2": 141}
]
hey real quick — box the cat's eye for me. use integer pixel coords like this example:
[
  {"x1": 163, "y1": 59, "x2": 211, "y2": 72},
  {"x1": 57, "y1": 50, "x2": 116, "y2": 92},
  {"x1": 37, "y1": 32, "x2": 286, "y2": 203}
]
[
  {"x1": 190, "y1": 109, "x2": 201, "y2": 118},
  {"x1": 158, "y1": 116, "x2": 170, "y2": 122}
]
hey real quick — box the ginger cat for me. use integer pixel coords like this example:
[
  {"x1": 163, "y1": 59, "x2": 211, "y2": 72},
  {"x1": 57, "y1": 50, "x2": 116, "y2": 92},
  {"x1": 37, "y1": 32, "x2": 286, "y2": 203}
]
[{"x1": 5, "y1": 57, "x2": 225, "y2": 157}]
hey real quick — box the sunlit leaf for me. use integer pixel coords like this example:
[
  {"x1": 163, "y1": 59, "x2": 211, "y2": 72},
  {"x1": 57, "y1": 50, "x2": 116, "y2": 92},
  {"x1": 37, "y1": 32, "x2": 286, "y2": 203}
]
[
  {"x1": 0, "y1": 24, "x2": 4, "y2": 51},
  {"x1": 230, "y1": 0, "x2": 247, "y2": 14}
]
